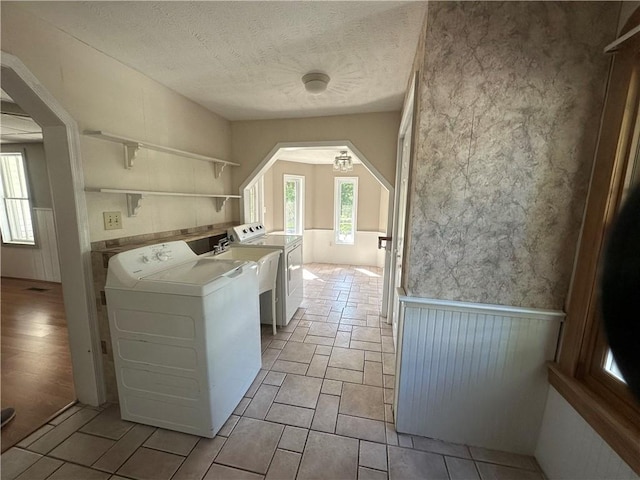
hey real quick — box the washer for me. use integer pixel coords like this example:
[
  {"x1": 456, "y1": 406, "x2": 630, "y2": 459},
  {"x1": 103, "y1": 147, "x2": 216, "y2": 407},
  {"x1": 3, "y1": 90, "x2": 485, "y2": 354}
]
[
  {"x1": 105, "y1": 240, "x2": 261, "y2": 438},
  {"x1": 228, "y1": 223, "x2": 303, "y2": 327}
]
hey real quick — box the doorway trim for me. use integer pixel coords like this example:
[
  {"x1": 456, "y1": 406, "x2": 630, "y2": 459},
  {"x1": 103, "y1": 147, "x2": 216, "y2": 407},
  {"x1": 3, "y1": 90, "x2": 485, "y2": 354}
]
[
  {"x1": 240, "y1": 140, "x2": 394, "y2": 310},
  {"x1": 385, "y1": 73, "x2": 417, "y2": 323},
  {"x1": 1, "y1": 52, "x2": 105, "y2": 405},
  {"x1": 239, "y1": 140, "x2": 393, "y2": 223}
]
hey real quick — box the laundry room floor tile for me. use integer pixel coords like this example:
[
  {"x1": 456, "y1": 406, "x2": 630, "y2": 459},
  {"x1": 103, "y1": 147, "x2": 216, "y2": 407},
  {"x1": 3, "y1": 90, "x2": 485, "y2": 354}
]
[
  {"x1": 49, "y1": 432, "x2": 114, "y2": 466},
  {"x1": 143, "y1": 428, "x2": 199, "y2": 456},
  {"x1": 328, "y1": 347, "x2": 365, "y2": 371},
  {"x1": 297, "y1": 431, "x2": 358, "y2": 480},
  {"x1": 278, "y1": 426, "x2": 309, "y2": 453},
  {"x1": 78, "y1": 405, "x2": 133, "y2": 440},
  {"x1": 339, "y1": 383, "x2": 385, "y2": 421},
  {"x1": 215, "y1": 418, "x2": 283, "y2": 475},
  {"x1": 116, "y1": 447, "x2": 183, "y2": 480},
  {"x1": 275, "y1": 375, "x2": 322, "y2": 409},
  {"x1": 6, "y1": 264, "x2": 542, "y2": 480},
  {"x1": 277, "y1": 342, "x2": 316, "y2": 364}
]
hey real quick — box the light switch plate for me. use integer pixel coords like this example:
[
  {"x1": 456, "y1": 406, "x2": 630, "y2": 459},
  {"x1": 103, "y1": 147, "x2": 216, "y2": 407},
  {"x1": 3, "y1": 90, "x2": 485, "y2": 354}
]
[{"x1": 103, "y1": 211, "x2": 122, "y2": 230}]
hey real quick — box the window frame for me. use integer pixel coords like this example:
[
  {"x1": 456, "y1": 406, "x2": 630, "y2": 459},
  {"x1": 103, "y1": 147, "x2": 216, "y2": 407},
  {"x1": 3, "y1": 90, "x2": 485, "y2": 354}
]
[
  {"x1": 334, "y1": 176, "x2": 358, "y2": 245},
  {"x1": 0, "y1": 149, "x2": 38, "y2": 247},
  {"x1": 552, "y1": 28, "x2": 640, "y2": 475},
  {"x1": 247, "y1": 176, "x2": 264, "y2": 224},
  {"x1": 283, "y1": 174, "x2": 304, "y2": 235}
]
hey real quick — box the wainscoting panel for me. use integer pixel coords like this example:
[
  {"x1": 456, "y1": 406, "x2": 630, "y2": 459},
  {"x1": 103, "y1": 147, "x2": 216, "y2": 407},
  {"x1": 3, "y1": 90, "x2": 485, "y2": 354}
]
[
  {"x1": 302, "y1": 229, "x2": 385, "y2": 267},
  {"x1": 395, "y1": 297, "x2": 563, "y2": 454},
  {"x1": 35, "y1": 208, "x2": 61, "y2": 282},
  {"x1": 0, "y1": 208, "x2": 60, "y2": 282},
  {"x1": 535, "y1": 387, "x2": 638, "y2": 479}
]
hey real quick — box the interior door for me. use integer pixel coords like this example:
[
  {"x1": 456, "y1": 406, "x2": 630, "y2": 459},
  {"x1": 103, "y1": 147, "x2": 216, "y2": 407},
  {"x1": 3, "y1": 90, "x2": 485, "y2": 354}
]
[{"x1": 387, "y1": 74, "x2": 416, "y2": 348}]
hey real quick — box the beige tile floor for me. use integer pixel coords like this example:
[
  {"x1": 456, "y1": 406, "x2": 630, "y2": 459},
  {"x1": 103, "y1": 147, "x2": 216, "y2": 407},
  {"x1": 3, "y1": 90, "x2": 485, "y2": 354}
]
[{"x1": 1, "y1": 264, "x2": 545, "y2": 480}]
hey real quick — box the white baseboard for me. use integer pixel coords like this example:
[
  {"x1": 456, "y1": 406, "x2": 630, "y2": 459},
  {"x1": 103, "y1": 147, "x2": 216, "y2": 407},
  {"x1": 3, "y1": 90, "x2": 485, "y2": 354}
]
[{"x1": 301, "y1": 229, "x2": 385, "y2": 267}]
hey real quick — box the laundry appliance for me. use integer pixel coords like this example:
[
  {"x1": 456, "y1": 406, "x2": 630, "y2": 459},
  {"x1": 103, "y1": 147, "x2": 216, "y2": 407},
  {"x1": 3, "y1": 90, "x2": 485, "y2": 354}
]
[
  {"x1": 227, "y1": 223, "x2": 303, "y2": 327},
  {"x1": 105, "y1": 240, "x2": 261, "y2": 437}
]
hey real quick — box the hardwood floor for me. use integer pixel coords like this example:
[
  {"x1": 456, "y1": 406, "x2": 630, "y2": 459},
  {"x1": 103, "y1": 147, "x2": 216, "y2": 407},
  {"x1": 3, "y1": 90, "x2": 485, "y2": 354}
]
[{"x1": 1, "y1": 277, "x2": 75, "y2": 452}]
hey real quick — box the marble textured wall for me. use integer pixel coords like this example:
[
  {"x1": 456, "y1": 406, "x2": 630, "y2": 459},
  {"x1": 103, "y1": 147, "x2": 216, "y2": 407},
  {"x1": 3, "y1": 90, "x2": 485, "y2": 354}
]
[{"x1": 407, "y1": 2, "x2": 618, "y2": 309}]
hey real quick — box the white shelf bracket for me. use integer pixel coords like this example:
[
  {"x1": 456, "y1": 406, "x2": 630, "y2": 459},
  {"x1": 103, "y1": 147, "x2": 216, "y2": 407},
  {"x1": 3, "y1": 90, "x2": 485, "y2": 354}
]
[
  {"x1": 214, "y1": 162, "x2": 226, "y2": 179},
  {"x1": 126, "y1": 193, "x2": 144, "y2": 217},
  {"x1": 123, "y1": 142, "x2": 141, "y2": 169},
  {"x1": 214, "y1": 196, "x2": 229, "y2": 212}
]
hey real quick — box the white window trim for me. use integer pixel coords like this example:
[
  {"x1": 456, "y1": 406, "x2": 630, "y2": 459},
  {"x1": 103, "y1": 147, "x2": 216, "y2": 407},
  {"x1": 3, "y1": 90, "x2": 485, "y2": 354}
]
[
  {"x1": 0, "y1": 150, "x2": 37, "y2": 246},
  {"x1": 283, "y1": 174, "x2": 304, "y2": 235},
  {"x1": 247, "y1": 176, "x2": 264, "y2": 224},
  {"x1": 334, "y1": 176, "x2": 358, "y2": 245}
]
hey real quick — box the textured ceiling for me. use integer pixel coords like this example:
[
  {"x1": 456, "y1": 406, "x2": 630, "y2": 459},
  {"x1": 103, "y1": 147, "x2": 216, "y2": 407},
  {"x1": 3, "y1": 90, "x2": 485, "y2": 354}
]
[
  {"x1": 1, "y1": 89, "x2": 43, "y2": 143},
  {"x1": 16, "y1": 1, "x2": 427, "y2": 121}
]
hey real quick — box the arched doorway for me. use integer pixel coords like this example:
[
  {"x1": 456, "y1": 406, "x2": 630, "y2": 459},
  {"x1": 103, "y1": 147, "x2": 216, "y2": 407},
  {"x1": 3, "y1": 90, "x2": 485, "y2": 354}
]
[
  {"x1": 239, "y1": 140, "x2": 394, "y2": 312},
  {"x1": 1, "y1": 53, "x2": 105, "y2": 407}
]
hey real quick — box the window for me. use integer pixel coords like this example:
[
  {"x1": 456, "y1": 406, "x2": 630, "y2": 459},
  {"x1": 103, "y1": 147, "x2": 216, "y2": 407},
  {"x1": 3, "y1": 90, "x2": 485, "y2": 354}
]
[
  {"x1": 284, "y1": 175, "x2": 304, "y2": 235},
  {"x1": 334, "y1": 177, "x2": 357, "y2": 244},
  {"x1": 552, "y1": 29, "x2": 640, "y2": 473},
  {"x1": 582, "y1": 92, "x2": 640, "y2": 415},
  {"x1": 247, "y1": 177, "x2": 264, "y2": 223},
  {"x1": 0, "y1": 151, "x2": 35, "y2": 245}
]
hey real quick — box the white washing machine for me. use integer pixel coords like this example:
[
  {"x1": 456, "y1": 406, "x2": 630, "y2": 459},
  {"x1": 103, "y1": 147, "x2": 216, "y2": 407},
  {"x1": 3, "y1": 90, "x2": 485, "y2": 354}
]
[
  {"x1": 105, "y1": 240, "x2": 261, "y2": 438},
  {"x1": 227, "y1": 223, "x2": 304, "y2": 327}
]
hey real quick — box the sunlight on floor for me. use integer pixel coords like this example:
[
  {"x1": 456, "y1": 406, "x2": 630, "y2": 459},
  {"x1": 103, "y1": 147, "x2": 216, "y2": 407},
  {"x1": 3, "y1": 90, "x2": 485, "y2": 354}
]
[
  {"x1": 302, "y1": 268, "x2": 324, "y2": 281},
  {"x1": 355, "y1": 267, "x2": 380, "y2": 278}
]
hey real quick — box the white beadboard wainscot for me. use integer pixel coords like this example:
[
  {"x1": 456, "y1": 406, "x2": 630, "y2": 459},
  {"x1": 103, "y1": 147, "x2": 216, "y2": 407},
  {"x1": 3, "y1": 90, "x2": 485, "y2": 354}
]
[
  {"x1": 394, "y1": 295, "x2": 564, "y2": 454},
  {"x1": 0, "y1": 208, "x2": 61, "y2": 282},
  {"x1": 271, "y1": 229, "x2": 386, "y2": 267},
  {"x1": 535, "y1": 386, "x2": 638, "y2": 480},
  {"x1": 302, "y1": 229, "x2": 385, "y2": 267}
]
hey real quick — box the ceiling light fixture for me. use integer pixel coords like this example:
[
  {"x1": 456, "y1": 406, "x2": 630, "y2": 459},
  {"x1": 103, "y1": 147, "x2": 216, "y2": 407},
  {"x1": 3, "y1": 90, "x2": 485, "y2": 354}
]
[
  {"x1": 302, "y1": 72, "x2": 330, "y2": 94},
  {"x1": 334, "y1": 150, "x2": 353, "y2": 172}
]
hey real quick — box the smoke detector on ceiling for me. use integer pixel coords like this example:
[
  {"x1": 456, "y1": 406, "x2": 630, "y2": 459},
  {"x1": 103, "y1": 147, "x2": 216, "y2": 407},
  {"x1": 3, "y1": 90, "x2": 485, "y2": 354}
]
[{"x1": 302, "y1": 72, "x2": 330, "y2": 94}]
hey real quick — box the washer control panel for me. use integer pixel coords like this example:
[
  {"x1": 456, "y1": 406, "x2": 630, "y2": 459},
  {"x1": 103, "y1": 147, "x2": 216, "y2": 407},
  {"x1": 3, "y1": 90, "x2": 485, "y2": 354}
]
[
  {"x1": 107, "y1": 241, "x2": 197, "y2": 287},
  {"x1": 229, "y1": 222, "x2": 266, "y2": 243}
]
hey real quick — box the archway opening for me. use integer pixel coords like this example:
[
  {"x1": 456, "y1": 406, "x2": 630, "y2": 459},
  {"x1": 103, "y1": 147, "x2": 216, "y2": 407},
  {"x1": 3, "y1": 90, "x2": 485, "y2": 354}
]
[
  {"x1": 1, "y1": 54, "x2": 105, "y2": 418},
  {"x1": 241, "y1": 141, "x2": 392, "y2": 269}
]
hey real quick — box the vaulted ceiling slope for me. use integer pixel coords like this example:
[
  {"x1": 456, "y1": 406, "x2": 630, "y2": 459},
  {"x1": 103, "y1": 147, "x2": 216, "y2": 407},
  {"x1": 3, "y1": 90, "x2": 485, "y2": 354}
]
[{"x1": 16, "y1": 1, "x2": 427, "y2": 121}]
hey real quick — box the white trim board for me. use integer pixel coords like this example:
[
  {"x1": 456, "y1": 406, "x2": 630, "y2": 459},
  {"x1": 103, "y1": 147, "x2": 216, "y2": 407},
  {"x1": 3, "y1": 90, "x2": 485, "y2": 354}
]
[
  {"x1": 398, "y1": 294, "x2": 565, "y2": 321},
  {"x1": 1, "y1": 51, "x2": 105, "y2": 405}
]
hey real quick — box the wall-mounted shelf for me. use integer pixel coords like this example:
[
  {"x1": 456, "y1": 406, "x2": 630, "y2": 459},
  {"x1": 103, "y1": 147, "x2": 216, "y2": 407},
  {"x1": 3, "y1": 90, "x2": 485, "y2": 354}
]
[
  {"x1": 84, "y1": 130, "x2": 239, "y2": 177},
  {"x1": 86, "y1": 188, "x2": 241, "y2": 216}
]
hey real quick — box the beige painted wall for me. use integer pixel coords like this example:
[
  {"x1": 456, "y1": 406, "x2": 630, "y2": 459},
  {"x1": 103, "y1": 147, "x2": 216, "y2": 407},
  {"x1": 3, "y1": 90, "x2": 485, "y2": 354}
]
[
  {"x1": 1, "y1": 4, "x2": 232, "y2": 242},
  {"x1": 379, "y1": 187, "x2": 389, "y2": 232},
  {"x1": 265, "y1": 161, "x2": 316, "y2": 231},
  {"x1": 231, "y1": 112, "x2": 401, "y2": 193},
  {"x1": 264, "y1": 161, "x2": 385, "y2": 233},
  {"x1": 312, "y1": 165, "x2": 383, "y2": 232}
]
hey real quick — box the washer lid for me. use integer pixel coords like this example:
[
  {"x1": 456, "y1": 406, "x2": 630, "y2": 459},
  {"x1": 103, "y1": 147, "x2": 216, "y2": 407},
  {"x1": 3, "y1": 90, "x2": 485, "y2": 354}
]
[
  {"x1": 111, "y1": 258, "x2": 256, "y2": 296},
  {"x1": 242, "y1": 235, "x2": 301, "y2": 248},
  {"x1": 143, "y1": 258, "x2": 244, "y2": 284}
]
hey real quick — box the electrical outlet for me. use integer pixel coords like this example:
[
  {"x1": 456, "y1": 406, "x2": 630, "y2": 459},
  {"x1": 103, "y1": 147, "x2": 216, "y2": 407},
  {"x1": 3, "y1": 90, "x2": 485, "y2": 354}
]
[{"x1": 103, "y1": 211, "x2": 122, "y2": 230}]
